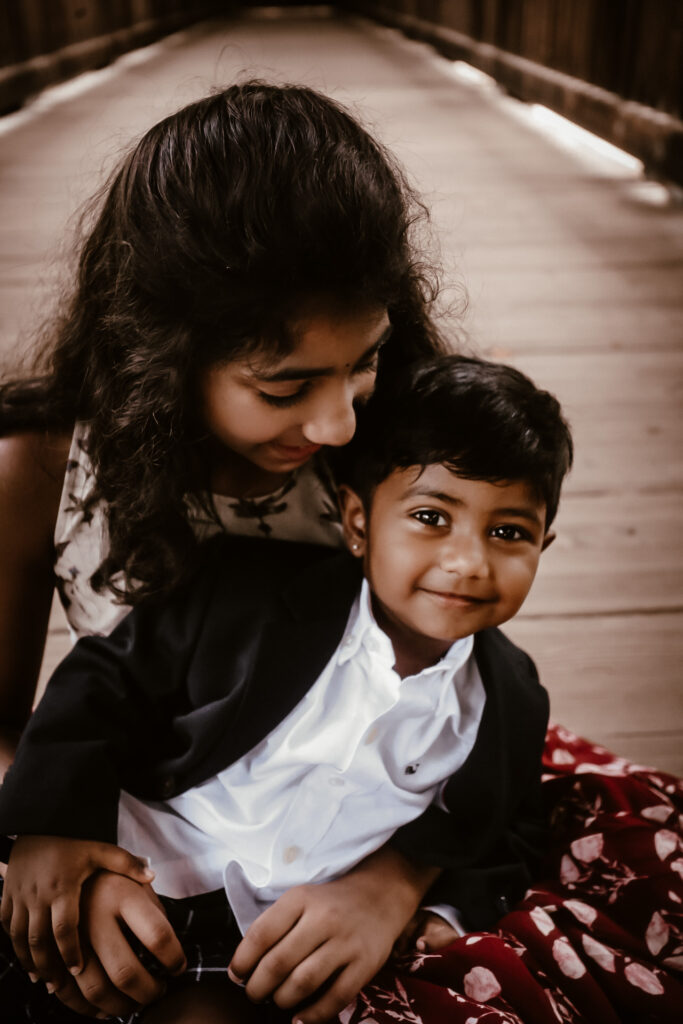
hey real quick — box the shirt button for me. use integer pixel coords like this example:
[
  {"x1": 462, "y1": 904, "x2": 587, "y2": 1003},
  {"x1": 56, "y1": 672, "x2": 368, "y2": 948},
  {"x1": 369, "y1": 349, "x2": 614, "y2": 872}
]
[
  {"x1": 342, "y1": 636, "x2": 354, "y2": 649},
  {"x1": 328, "y1": 777, "x2": 345, "y2": 787},
  {"x1": 364, "y1": 726, "x2": 379, "y2": 744},
  {"x1": 283, "y1": 845, "x2": 301, "y2": 864}
]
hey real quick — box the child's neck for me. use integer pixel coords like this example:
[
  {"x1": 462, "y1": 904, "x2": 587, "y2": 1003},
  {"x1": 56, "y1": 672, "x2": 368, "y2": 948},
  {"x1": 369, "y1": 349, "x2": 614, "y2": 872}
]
[{"x1": 370, "y1": 595, "x2": 455, "y2": 679}]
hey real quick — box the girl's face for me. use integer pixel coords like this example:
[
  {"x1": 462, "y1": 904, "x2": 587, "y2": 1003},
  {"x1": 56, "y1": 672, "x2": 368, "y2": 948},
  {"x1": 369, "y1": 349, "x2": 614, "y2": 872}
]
[{"x1": 202, "y1": 306, "x2": 392, "y2": 474}]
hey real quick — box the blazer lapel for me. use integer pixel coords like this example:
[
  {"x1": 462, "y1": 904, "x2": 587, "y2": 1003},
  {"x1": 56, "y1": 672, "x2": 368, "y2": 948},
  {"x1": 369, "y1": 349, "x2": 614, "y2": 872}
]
[
  {"x1": 220, "y1": 551, "x2": 363, "y2": 766},
  {"x1": 439, "y1": 629, "x2": 531, "y2": 859}
]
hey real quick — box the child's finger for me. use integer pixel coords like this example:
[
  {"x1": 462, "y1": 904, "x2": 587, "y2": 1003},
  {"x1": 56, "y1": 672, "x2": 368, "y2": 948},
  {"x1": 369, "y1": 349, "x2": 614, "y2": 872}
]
[
  {"x1": 119, "y1": 896, "x2": 186, "y2": 977},
  {"x1": 418, "y1": 918, "x2": 460, "y2": 952},
  {"x1": 392, "y1": 912, "x2": 422, "y2": 957},
  {"x1": 89, "y1": 919, "x2": 167, "y2": 1007},
  {"x1": 292, "y1": 961, "x2": 361, "y2": 1024},
  {"x1": 241, "y1": 918, "x2": 327, "y2": 1004},
  {"x1": 48, "y1": 963, "x2": 106, "y2": 1018},
  {"x1": 230, "y1": 894, "x2": 302, "y2": 983},
  {"x1": 51, "y1": 892, "x2": 83, "y2": 975},
  {"x1": 269, "y1": 939, "x2": 343, "y2": 1010},
  {"x1": 67, "y1": 949, "x2": 140, "y2": 1018},
  {"x1": 88, "y1": 842, "x2": 155, "y2": 885}
]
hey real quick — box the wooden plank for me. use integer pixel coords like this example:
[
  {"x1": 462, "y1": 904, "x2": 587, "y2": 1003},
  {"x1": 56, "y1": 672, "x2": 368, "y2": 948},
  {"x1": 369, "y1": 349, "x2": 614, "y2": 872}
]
[
  {"x1": 519, "y1": 491, "x2": 683, "y2": 618},
  {"x1": 504, "y1": 613, "x2": 683, "y2": 775}
]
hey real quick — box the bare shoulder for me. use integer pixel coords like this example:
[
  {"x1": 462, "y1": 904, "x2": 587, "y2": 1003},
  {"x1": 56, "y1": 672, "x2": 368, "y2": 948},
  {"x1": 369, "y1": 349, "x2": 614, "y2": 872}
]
[{"x1": 0, "y1": 429, "x2": 72, "y2": 556}]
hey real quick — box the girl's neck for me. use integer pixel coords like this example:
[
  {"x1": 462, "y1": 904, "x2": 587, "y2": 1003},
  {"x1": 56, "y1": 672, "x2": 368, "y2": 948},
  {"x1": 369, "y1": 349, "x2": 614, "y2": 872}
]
[{"x1": 207, "y1": 441, "x2": 292, "y2": 499}]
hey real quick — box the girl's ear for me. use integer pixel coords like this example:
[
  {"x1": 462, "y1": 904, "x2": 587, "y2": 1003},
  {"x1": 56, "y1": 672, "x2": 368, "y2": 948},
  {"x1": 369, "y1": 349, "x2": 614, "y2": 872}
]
[
  {"x1": 337, "y1": 484, "x2": 368, "y2": 558},
  {"x1": 541, "y1": 530, "x2": 556, "y2": 552}
]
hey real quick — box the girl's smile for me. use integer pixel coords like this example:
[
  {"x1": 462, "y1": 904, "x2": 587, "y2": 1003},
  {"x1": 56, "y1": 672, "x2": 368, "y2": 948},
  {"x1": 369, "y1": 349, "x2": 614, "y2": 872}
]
[{"x1": 201, "y1": 306, "x2": 391, "y2": 483}]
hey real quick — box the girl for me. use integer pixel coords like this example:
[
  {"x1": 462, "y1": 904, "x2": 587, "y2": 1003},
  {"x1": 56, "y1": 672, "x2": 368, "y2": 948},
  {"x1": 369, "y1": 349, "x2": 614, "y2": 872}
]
[{"x1": 0, "y1": 81, "x2": 447, "y2": 1022}]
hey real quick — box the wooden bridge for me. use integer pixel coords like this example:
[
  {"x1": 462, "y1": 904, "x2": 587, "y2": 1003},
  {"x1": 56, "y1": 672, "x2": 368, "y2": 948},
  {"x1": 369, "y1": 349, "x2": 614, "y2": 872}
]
[{"x1": 1, "y1": 7, "x2": 682, "y2": 772}]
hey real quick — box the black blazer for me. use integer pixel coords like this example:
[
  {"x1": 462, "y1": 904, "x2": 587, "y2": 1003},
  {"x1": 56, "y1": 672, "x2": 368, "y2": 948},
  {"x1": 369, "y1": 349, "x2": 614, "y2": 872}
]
[{"x1": 0, "y1": 535, "x2": 549, "y2": 928}]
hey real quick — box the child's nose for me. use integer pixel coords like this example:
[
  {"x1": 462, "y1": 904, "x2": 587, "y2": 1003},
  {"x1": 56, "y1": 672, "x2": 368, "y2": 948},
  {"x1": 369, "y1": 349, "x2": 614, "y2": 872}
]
[
  {"x1": 302, "y1": 384, "x2": 357, "y2": 448},
  {"x1": 440, "y1": 533, "x2": 491, "y2": 578}
]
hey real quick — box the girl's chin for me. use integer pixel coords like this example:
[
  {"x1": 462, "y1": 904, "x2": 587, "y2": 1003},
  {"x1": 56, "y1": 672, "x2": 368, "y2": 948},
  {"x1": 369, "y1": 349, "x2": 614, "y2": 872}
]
[{"x1": 265, "y1": 442, "x2": 322, "y2": 466}]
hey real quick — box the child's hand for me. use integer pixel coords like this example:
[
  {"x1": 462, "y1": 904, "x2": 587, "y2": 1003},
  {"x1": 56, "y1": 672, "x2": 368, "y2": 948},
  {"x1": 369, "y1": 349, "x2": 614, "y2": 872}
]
[
  {"x1": 50, "y1": 871, "x2": 187, "y2": 1018},
  {"x1": 395, "y1": 909, "x2": 462, "y2": 956},
  {"x1": 229, "y1": 848, "x2": 440, "y2": 1024},
  {"x1": 0, "y1": 834, "x2": 155, "y2": 985}
]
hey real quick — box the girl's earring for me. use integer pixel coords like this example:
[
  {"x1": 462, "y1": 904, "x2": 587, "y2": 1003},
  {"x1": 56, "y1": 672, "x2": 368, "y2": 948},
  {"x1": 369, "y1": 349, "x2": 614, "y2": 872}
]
[{"x1": 351, "y1": 541, "x2": 360, "y2": 552}]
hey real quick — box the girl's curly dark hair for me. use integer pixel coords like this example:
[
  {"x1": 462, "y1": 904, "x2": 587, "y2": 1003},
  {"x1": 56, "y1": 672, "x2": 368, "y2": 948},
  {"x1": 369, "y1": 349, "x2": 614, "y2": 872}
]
[{"x1": 1, "y1": 81, "x2": 444, "y2": 602}]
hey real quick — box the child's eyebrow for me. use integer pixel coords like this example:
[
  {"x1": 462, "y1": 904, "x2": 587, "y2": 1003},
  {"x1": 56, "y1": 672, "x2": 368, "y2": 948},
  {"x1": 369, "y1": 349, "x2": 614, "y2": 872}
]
[
  {"x1": 403, "y1": 487, "x2": 543, "y2": 527},
  {"x1": 252, "y1": 326, "x2": 393, "y2": 383},
  {"x1": 494, "y1": 505, "x2": 544, "y2": 527}
]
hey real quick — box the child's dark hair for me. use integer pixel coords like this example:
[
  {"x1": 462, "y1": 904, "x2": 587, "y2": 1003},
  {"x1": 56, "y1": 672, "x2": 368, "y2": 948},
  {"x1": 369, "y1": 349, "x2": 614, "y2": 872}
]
[
  {"x1": 1, "y1": 80, "x2": 443, "y2": 601},
  {"x1": 335, "y1": 355, "x2": 573, "y2": 529}
]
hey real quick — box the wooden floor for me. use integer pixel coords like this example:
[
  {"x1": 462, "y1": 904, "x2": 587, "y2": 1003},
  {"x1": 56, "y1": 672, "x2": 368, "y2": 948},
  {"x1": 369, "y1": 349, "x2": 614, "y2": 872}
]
[{"x1": 2, "y1": 10, "x2": 682, "y2": 772}]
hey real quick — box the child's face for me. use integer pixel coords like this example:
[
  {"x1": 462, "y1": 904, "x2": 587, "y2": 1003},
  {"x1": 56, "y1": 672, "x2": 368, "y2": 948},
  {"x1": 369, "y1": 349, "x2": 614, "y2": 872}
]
[
  {"x1": 201, "y1": 306, "x2": 391, "y2": 474},
  {"x1": 341, "y1": 464, "x2": 552, "y2": 667}
]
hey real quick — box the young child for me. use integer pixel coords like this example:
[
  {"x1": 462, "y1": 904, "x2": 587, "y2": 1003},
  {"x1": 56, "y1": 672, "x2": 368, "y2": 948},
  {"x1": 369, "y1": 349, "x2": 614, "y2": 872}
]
[{"x1": 0, "y1": 355, "x2": 573, "y2": 1024}]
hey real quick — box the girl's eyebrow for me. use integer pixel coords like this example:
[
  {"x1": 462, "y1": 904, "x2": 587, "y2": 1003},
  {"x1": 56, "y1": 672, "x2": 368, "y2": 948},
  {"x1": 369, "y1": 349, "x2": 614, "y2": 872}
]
[{"x1": 253, "y1": 325, "x2": 393, "y2": 383}]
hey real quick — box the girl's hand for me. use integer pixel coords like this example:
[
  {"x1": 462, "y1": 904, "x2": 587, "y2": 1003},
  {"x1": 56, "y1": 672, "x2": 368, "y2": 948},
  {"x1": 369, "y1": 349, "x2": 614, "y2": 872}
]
[
  {"x1": 229, "y1": 847, "x2": 440, "y2": 1024},
  {"x1": 49, "y1": 871, "x2": 186, "y2": 1018},
  {"x1": 0, "y1": 834, "x2": 155, "y2": 985}
]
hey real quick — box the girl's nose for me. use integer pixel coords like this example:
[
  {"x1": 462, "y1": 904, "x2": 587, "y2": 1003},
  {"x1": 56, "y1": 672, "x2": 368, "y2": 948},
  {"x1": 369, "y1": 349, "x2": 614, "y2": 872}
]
[
  {"x1": 441, "y1": 533, "x2": 491, "y2": 579},
  {"x1": 302, "y1": 384, "x2": 357, "y2": 448}
]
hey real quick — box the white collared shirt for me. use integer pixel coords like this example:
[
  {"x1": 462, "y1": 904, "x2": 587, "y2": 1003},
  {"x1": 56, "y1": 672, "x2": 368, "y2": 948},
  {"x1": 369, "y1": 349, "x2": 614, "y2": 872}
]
[{"x1": 118, "y1": 580, "x2": 486, "y2": 933}]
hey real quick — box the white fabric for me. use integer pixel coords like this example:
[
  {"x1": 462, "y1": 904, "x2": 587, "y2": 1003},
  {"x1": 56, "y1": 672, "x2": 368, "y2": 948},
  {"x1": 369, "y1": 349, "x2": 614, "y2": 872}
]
[
  {"x1": 53, "y1": 423, "x2": 344, "y2": 640},
  {"x1": 118, "y1": 580, "x2": 485, "y2": 933}
]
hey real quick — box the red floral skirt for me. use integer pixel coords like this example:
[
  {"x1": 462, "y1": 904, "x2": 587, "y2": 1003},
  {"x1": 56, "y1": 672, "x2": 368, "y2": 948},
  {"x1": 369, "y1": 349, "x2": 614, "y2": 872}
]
[{"x1": 343, "y1": 724, "x2": 683, "y2": 1023}]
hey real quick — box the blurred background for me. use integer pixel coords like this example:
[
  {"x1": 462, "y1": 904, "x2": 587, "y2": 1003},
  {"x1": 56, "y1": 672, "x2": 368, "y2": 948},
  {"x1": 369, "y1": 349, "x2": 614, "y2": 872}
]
[{"x1": 1, "y1": 1, "x2": 682, "y2": 771}]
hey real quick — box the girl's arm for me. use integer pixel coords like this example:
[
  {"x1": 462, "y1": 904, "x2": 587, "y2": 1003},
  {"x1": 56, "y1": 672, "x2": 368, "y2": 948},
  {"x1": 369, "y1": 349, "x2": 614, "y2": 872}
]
[
  {"x1": 0, "y1": 434, "x2": 182, "y2": 985},
  {"x1": 0, "y1": 430, "x2": 70, "y2": 776}
]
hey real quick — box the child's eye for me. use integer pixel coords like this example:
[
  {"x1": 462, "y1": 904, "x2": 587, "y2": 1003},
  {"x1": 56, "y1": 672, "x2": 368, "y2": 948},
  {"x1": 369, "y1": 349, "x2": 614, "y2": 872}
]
[
  {"x1": 257, "y1": 383, "x2": 311, "y2": 408},
  {"x1": 411, "y1": 509, "x2": 448, "y2": 528},
  {"x1": 490, "y1": 524, "x2": 531, "y2": 542}
]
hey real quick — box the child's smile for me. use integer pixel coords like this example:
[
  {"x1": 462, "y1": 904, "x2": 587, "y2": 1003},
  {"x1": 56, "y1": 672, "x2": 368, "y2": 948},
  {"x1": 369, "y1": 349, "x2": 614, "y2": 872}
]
[{"x1": 342, "y1": 464, "x2": 552, "y2": 675}]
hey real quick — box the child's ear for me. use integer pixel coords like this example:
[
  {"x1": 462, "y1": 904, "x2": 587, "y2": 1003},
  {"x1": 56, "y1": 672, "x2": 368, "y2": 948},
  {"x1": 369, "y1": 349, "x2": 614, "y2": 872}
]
[
  {"x1": 541, "y1": 531, "x2": 556, "y2": 552},
  {"x1": 337, "y1": 484, "x2": 368, "y2": 558}
]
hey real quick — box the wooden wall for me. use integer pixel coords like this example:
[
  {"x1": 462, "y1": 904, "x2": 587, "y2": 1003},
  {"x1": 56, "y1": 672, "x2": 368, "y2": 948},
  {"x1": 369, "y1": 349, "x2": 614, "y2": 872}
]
[
  {"x1": 346, "y1": 0, "x2": 683, "y2": 183},
  {"x1": 0, "y1": 0, "x2": 231, "y2": 114}
]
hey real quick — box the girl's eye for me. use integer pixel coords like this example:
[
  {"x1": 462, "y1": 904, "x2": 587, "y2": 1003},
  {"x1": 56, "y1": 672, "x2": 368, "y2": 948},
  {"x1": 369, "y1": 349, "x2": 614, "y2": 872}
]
[
  {"x1": 257, "y1": 383, "x2": 311, "y2": 408},
  {"x1": 354, "y1": 352, "x2": 380, "y2": 376},
  {"x1": 490, "y1": 524, "x2": 531, "y2": 542},
  {"x1": 353, "y1": 337, "x2": 389, "y2": 376},
  {"x1": 411, "y1": 509, "x2": 448, "y2": 528}
]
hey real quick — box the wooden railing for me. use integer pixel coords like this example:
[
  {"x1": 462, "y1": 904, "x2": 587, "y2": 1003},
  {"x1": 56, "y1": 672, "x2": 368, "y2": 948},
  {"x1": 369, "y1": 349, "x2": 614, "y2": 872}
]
[
  {"x1": 346, "y1": 0, "x2": 683, "y2": 183},
  {"x1": 2, "y1": 1, "x2": 681, "y2": 182},
  {"x1": 0, "y1": 0, "x2": 231, "y2": 114}
]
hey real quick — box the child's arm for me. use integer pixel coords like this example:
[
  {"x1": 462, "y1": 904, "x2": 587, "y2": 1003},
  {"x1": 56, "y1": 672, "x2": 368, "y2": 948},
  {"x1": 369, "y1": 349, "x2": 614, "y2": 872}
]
[
  {"x1": 0, "y1": 835, "x2": 155, "y2": 985},
  {"x1": 229, "y1": 846, "x2": 440, "y2": 1024}
]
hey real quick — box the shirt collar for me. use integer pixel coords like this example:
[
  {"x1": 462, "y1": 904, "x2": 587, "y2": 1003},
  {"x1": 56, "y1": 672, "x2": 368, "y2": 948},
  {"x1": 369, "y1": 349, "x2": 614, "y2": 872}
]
[{"x1": 337, "y1": 579, "x2": 474, "y2": 678}]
